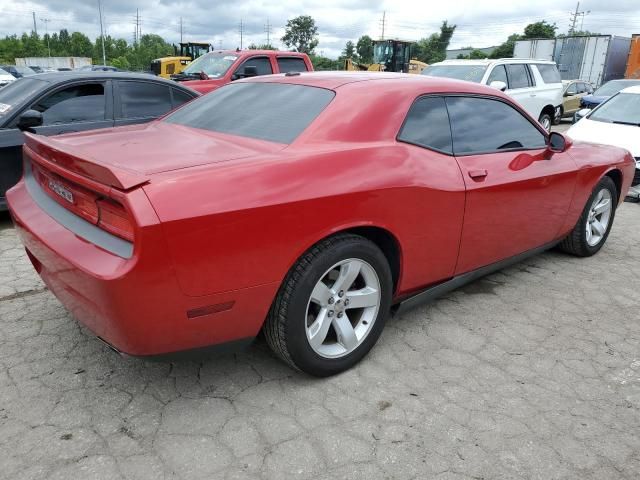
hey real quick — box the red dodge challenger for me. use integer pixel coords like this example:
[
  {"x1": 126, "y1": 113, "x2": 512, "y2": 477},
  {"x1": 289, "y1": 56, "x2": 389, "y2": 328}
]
[{"x1": 6, "y1": 72, "x2": 635, "y2": 376}]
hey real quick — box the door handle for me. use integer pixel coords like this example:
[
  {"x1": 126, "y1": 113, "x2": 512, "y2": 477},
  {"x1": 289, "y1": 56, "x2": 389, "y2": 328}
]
[{"x1": 468, "y1": 169, "x2": 488, "y2": 180}]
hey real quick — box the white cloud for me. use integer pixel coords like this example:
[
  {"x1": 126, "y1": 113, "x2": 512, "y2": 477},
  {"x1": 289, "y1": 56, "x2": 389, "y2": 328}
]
[{"x1": 0, "y1": 0, "x2": 638, "y2": 58}]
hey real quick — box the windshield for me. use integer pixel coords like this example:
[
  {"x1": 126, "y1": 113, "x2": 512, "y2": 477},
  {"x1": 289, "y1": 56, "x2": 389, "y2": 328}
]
[
  {"x1": 422, "y1": 64, "x2": 488, "y2": 83},
  {"x1": 593, "y1": 80, "x2": 640, "y2": 97},
  {"x1": 588, "y1": 93, "x2": 640, "y2": 126},
  {"x1": 165, "y1": 83, "x2": 335, "y2": 144},
  {"x1": 373, "y1": 42, "x2": 393, "y2": 65},
  {"x1": 16, "y1": 66, "x2": 36, "y2": 76},
  {"x1": 0, "y1": 67, "x2": 10, "y2": 76},
  {"x1": 182, "y1": 52, "x2": 239, "y2": 77},
  {"x1": 0, "y1": 78, "x2": 48, "y2": 117}
]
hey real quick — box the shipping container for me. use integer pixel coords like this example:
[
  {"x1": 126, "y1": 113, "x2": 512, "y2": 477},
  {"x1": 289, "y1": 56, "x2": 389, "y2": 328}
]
[
  {"x1": 626, "y1": 34, "x2": 640, "y2": 79},
  {"x1": 15, "y1": 57, "x2": 92, "y2": 70},
  {"x1": 514, "y1": 35, "x2": 631, "y2": 87},
  {"x1": 513, "y1": 39, "x2": 555, "y2": 61}
]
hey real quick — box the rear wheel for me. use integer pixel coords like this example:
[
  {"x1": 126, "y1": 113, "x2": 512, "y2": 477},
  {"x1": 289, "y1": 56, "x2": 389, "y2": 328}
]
[
  {"x1": 558, "y1": 176, "x2": 617, "y2": 257},
  {"x1": 538, "y1": 112, "x2": 552, "y2": 132},
  {"x1": 263, "y1": 234, "x2": 392, "y2": 376}
]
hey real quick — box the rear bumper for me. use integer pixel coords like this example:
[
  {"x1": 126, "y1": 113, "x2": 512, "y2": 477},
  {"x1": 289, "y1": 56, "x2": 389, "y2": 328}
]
[{"x1": 7, "y1": 178, "x2": 278, "y2": 356}]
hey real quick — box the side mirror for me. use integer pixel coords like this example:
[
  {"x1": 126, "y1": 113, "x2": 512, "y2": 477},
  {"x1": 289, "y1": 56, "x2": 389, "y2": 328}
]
[
  {"x1": 17, "y1": 109, "x2": 43, "y2": 130},
  {"x1": 576, "y1": 108, "x2": 591, "y2": 122},
  {"x1": 548, "y1": 132, "x2": 567, "y2": 153},
  {"x1": 489, "y1": 80, "x2": 507, "y2": 92},
  {"x1": 243, "y1": 65, "x2": 258, "y2": 77}
]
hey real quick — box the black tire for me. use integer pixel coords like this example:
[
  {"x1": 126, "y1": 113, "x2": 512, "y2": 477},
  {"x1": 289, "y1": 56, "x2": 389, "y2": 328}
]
[
  {"x1": 538, "y1": 112, "x2": 552, "y2": 132},
  {"x1": 263, "y1": 234, "x2": 392, "y2": 376},
  {"x1": 558, "y1": 176, "x2": 618, "y2": 257}
]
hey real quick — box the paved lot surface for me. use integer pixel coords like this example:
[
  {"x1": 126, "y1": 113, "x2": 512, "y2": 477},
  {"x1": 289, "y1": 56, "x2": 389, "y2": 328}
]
[{"x1": 1, "y1": 200, "x2": 639, "y2": 480}]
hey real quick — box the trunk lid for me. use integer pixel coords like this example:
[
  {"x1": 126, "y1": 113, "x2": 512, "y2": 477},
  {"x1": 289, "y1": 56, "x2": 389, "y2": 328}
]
[{"x1": 24, "y1": 121, "x2": 286, "y2": 189}]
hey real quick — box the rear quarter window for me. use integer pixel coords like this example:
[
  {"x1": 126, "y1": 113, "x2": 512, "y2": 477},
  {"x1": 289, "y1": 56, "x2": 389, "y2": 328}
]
[
  {"x1": 277, "y1": 57, "x2": 309, "y2": 73},
  {"x1": 164, "y1": 83, "x2": 335, "y2": 144},
  {"x1": 536, "y1": 64, "x2": 562, "y2": 84}
]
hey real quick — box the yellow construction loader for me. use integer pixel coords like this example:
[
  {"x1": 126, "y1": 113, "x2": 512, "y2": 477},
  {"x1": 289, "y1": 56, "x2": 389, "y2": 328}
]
[
  {"x1": 151, "y1": 42, "x2": 211, "y2": 78},
  {"x1": 344, "y1": 39, "x2": 427, "y2": 74}
]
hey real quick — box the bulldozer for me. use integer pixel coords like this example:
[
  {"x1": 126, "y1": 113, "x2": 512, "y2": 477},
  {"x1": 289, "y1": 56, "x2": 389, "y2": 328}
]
[
  {"x1": 344, "y1": 39, "x2": 427, "y2": 74},
  {"x1": 151, "y1": 42, "x2": 211, "y2": 79}
]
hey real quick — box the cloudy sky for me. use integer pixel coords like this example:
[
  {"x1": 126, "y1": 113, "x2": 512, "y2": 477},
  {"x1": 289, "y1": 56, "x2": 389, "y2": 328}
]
[{"x1": 1, "y1": 0, "x2": 639, "y2": 58}]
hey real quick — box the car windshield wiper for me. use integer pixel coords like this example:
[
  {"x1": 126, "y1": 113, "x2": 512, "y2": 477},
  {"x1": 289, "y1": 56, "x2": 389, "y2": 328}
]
[{"x1": 612, "y1": 120, "x2": 640, "y2": 126}]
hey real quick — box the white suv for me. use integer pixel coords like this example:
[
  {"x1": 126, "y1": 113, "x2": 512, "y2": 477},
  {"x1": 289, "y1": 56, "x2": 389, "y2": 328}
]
[{"x1": 422, "y1": 59, "x2": 563, "y2": 131}]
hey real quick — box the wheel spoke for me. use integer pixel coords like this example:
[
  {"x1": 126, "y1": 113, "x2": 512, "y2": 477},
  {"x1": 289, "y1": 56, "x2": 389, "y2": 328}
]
[
  {"x1": 345, "y1": 287, "x2": 379, "y2": 309},
  {"x1": 586, "y1": 223, "x2": 593, "y2": 243},
  {"x1": 592, "y1": 219, "x2": 605, "y2": 236},
  {"x1": 308, "y1": 308, "x2": 332, "y2": 350},
  {"x1": 594, "y1": 198, "x2": 610, "y2": 215},
  {"x1": 332, "y1": 260, "x2": 361, "y2": 294},
  {"x1": 333, "y1": 314, "x2": 358, "y2": 351},
  {"x1": 311, "y1": 281, "x2": 331, "y2": 306}
]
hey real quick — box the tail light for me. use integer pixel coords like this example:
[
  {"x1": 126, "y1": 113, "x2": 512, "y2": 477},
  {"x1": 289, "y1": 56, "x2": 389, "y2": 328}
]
[
  {"x1": 96, "y1": 199, "x2": 134, "y2": 241},
  {"x1": 33, "y1": 163, "x2": 135, "y2": 242}
]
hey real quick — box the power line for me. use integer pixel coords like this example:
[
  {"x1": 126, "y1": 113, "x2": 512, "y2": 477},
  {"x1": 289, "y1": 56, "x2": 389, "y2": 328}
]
[
  {"x1": 40, "y1": 18, "x2": 51, "y2": 56},
  {"x1": 379, "y1": 11, "x2": 386, "y2": 40},
  {"x1": 264, "y1": 19, "x2": 272, "y2": 46}
]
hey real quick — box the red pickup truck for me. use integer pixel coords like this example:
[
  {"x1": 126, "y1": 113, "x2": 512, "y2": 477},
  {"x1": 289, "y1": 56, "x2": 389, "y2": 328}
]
[{"x1": 172, "y1": 49, "x2": 314, "y2": 94}]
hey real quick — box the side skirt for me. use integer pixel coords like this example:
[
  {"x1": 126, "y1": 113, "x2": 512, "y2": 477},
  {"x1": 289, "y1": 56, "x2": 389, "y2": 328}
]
[{"x1": 394, "y1": 240, "x2": 559, "y2": 316}]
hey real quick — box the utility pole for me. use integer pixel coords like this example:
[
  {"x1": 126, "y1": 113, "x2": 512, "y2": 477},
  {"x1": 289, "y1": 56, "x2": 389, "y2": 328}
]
[
  {"x1": 32, "y1": 12, "x2": 38, "y2": 35},
  {"x1": 264, "y1": 19, "x2": 272, "y2": 47},
  {"x1": 568, "y1": 2, "x2": 589, "y2": 35},
  {"x1": 97, "y1": 0, "x2": 106, "y2": 65},
  {"x1": 41, "y1": 18, "x2": 51, "y2": 57},
  {"x1": 133, "y1": 8, "x2": 141, "y2": 45},
  {"x1": 238, "y1": 19, "x2": 244, "y2": 49},
  {"x1": 380, "y1": 11, "x2": 386, "y2": 40},
  {"x1": 218, "y1": 39, "x2": 223, "y2": 50},
  {"x1": 179, "y1": 17, "x2": 183, "y2": 43}
]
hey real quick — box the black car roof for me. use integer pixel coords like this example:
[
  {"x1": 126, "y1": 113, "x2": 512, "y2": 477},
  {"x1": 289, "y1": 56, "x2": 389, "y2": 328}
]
[{"x1": 30, "y1": 71, "x2": 197, "y2": 92}]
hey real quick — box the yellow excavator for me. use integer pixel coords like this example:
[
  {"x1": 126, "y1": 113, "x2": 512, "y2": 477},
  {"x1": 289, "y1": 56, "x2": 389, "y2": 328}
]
[
  {"x1": 344, "y1": 39, "x2": 427, "y2": 74},
  {"x1": 151, "y1": 42, "x2": 211, "y2": 78}
]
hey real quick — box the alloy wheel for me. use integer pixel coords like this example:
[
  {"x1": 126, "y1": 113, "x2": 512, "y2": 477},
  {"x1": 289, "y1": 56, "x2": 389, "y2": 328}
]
[
  {"x1": 586, "y1": 188, "x2": 612, "y2": 247},
  {"x1": 305, "y1": 258, "x2": 381, "y2": 359}
]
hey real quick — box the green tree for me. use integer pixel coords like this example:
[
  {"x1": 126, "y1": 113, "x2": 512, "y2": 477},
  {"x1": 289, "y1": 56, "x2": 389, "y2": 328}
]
[
  {"x1": 69, "y1": 31, "x2": 93, "y2": 57},
  {"x1": 342, "y1": 40, "x2": 356, "y2": 60},
  {"x1": 523, "y1": 20, "x2": 557, "y2": 39},
  {"x1": 356, "y1": 35, "x2": 373, "y2": 63},
  {"x1": 309, "y1": 53, "x2": 340, "y2": 70},
  {"x1": 414, "y1": 21, "x2": 456, "y2": 64},
  {"x1": 281, "y1": 15, "x2": 319, "y2": 55},
  {"x1": 489, "y1": 33, "x2": 521, "y2": 59}
]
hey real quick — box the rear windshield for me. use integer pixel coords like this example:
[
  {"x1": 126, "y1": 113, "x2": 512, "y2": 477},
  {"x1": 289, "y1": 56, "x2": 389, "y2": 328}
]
[
  {"x1": 594, "y1": 80, "x2": 640, "y2": 97},
  {"x1": 164, "y1": 82, "x2": 335, "y2": 144},
  {"x1": 0, "y1": 77, "x2": 48, "y2": 116},
  {"x1": 422, "y1": 64, "x2": 487, "y2": 83}
]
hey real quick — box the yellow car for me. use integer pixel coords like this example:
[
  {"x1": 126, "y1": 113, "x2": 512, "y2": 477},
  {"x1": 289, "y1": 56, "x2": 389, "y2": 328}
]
[{"x1": 560, "y1": 80, "x2": 593, "y2": 119}]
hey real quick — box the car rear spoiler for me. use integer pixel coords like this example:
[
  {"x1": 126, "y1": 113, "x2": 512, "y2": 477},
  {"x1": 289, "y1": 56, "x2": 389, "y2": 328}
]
[{"x1": 23, "y1": 132, "x2": 150, "y2": 191}]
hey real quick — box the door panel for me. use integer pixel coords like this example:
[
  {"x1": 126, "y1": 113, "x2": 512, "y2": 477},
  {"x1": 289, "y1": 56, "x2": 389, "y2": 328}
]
[
  {"x1": 0, "y1": 128, "x2": 25, "y2": 201},
  {"x1": 455, "y1": 150, "x2": 577, "y2": 273}
]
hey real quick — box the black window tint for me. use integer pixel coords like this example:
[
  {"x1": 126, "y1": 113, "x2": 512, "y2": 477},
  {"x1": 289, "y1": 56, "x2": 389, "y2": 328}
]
[
  {"x1": 487, "y1": 65, "x2": 508, "y2": 85},
  {"x1": 506, "y1": 64, "x2": 531, "y2": 89},
  {"x1": 446, "y1": 96, "x2": 547, "y2": 154},
  {"x1": 119, "y1": 81, "x2": 172, "y2": 118},
  {"x1": 277, "y1": 57, "x2": 308, "y2": 73},
  {"x1": 33, "y1": 83, "x2": 105, "y2": 125},
  {"x1": 172, "y1": 88, "x2": 194, "y2": 108},
  {"x1": 536, "y1": 64, "x2": 562, "y2": 83},
  {"x1": 398, "y1": 97, "x2": 452, "y2": 153},
  {"x1": 236, "y1": 57, "x2": 272, "y2": 76},
  {"x1": 165, "y1": 83, "x2": 334, "y2": 144}
]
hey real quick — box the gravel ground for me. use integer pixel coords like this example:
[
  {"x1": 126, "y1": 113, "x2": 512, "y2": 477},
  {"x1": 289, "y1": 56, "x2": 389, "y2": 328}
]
[{"x1": 0, "y1": 198, "x2": 639, "y2": 480}]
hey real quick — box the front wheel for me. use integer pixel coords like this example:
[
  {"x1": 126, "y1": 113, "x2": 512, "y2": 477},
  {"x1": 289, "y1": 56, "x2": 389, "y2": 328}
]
[
  {"x1": 263, "y1": 234, "x2": 392, "y2": 376},
  {"x1": 558, "y1": 176, "x2": 617, "y2": 257}
]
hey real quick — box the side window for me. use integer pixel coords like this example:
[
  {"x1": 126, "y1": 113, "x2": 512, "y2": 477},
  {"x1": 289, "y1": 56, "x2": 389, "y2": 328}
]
[
  {"x1": 397, "y1": 96, "x2": 452, "y2": 154},
  {"x1": 235, "y1": 57, "x2": 272, "y2": 76},
  {"x1": 277, "y1": 57, "x2": 309, "y2": 73},
  {"x1": 536, "y1": 64, "x2": 562, "y2": 84},
  {"x1": 585, "y1": 83, "x2": 594, "y2": 94},
  {"x1": 445, "y1": 96, "x2": 547, "y2": 155},
  {"x1": 566, "y1": 83, "x2": 577, "y2": 95},
  {"x1": 506, "y1": 64, "x2": 531, "y2": 89},
  {"x1": 172, "y1": 88, "x2": 194, "y2": 108},
  {"x1": 119, "y1": 81, "x2": 172, "y2": 119},
  {"x1": 487, "y1": 65, "x2": 508, "y2": 86},
  {"x1": 32, "y1": 83, "x2": 106, "y2": 125}
]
